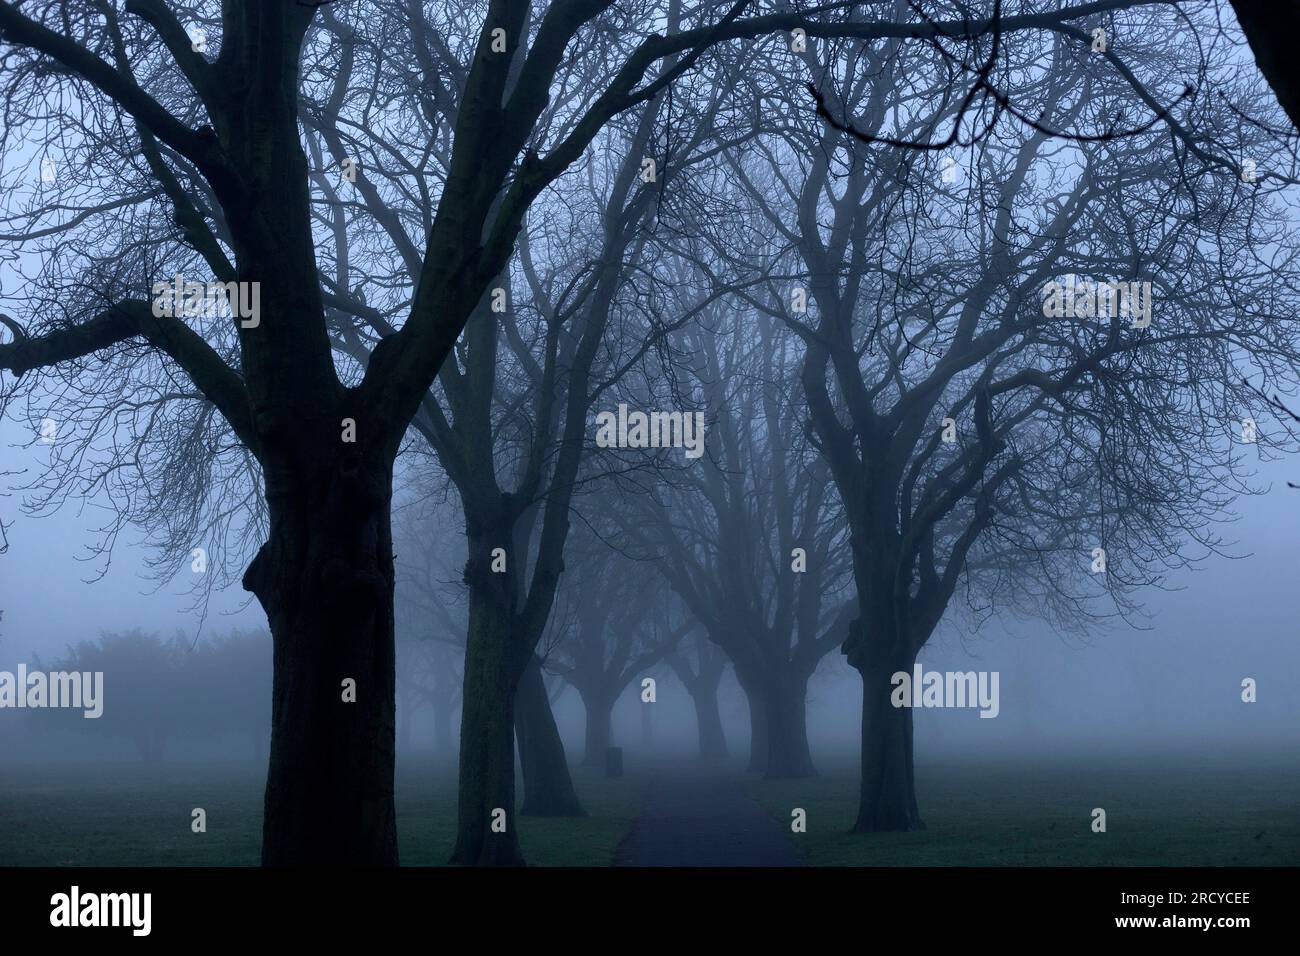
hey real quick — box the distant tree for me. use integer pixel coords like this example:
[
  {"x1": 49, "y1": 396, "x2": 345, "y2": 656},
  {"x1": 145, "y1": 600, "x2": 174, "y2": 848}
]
[
  {"x1": 619, "y1": 308, "x2": 855, "y2": 777},
  {"x1": 33, "y1": 630, "x2": 187, "y2": 761},
  {"x1": 393, "y1": 495, "x2": 468, "y2": 758},
  {"x1": 550, "y1": 534, "x2": 686, "y2": 766},
  {"x1": 667, "y1": 631, "x2": 730, "y2": 761},
  {"x1": 0, "y1": 0, "x2": 1247, "y2": 864},
  {"x1": 178, "y1": 629, "x2": 271, "y2": 761},
  {"x1": 722, "y1": 19, "x2": 1300, "y2": 828},
  {"x1": 29, "y1": 628, "x2": 271, "y2": 761}
]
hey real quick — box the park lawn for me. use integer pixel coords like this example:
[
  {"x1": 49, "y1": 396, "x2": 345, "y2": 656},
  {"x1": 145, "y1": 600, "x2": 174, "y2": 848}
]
[
  {"x1": 397, "y1": 763, "x2": 642, "y2": 867},
  {"x1": 746, "y1": 749, "x2": 1300, "y2": 867},
  {"x1": 0, "y1": 759, "x2": 640, "y2": 867}
]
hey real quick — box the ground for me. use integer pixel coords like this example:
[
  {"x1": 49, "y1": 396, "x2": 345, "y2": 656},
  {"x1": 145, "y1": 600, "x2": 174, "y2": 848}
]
[
  {"x1": 614, "y1": 766, "x2": 797, "y2": 866},
  {"x1": 747, "y1": 749, "x2": 1300, "y2": 866},
  {"x1": 0, "y1": 757, "x2": 640, "y2": 866},
  {"x1": 1, "y1": 747, "x2": 1296, "y2": 866}
]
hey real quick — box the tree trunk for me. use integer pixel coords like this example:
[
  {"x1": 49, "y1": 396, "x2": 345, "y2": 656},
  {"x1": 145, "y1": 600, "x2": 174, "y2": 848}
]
[
  {"x1": 515, "y1": 656, "x2": 585, "y2": 817},
  {"x1": 580, "y1": 691, "x2": 614, "y2": 768},
  {"x1": 690, "y1": 681, "x2": 728, "y2": 760},
  {"x1": 849, "y1": 622, "x2": 923, "y2": 832},
  {"x1": 448, "y1": 557, "x2": 526, "y2": 865},
  {"x1": 640, "y1": 694, "x2": 653, "y2": 749},
  {"x1": 759, "y1": 674, "x2": 815, "y2": 778},
  {"x1": 1230, "y1": 1, "x2": 1300, "y2": 132},
  {"x1": 736, "y1": 671, "x2": 769, "y2": 774},
  {"x1": 245, "y1": 460, "x2": 400, "y2": 866}
]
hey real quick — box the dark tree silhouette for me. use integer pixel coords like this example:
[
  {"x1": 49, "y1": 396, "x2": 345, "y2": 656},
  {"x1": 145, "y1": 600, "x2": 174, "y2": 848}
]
[
  {"x1": 0, "y1": 0, "x2": 1236, "y2": 865},
  {"x1": 719, "y1": 14, "x2": 1300, "y2": 828},
  {"x1": 1230, "y1": 1, "x2": 1300, "y2": 132},
  {"x1": 550, "y1": 536, "x2": 686, "y2": 766},
  {"x1": 618, "y1": 308, "x2": 854, "y2": 777},
  {"x1": 667, "y1": 630, "x2": 731, "y2": 760}
]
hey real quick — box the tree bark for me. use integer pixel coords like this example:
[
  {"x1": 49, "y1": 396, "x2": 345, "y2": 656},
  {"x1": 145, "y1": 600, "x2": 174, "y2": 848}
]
[
  {"x1": 758, "y1": 673, "x2": 816, "y2": 778},
  {"x1": 848, "y1": 620, "x2": 923, "y2": 832},
  {"x1": 640, "y1": 694, "x2": 653, "y2": 749},
  {"x1": 515, "y1": 656, "x2": 585, "y2": 817},
  {"x1": 1230, "y1": 1, "x2": 1300, "y2": 133},
  {"x1": 245, "y1": 458, "x2": 400, "y2": 866},
  {"x1": 670, "y1": 644, "x2": 729, "y2": 760},
  {"x1": 691, "y1": 684, "x2": 728, "y2": 760},
  {"x1": 736, "y1": 671, "x2": 769, "y2": 774},
  {"x1": 580, "y1": 691, "x2": 614, "y2": 768},
  {"x1": 448, "y1": 540, "x2": 526, "y2": 865},
  {"x1": 736, "y1": 667, "x2": 815, "y2": 778}
]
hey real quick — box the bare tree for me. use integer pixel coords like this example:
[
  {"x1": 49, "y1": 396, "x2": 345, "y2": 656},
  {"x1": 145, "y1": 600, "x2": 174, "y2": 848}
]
[
  {"x1": 723, "y1": 15, "x2": 1300, "y2": 828},
  {"x1": 667, "y1": 630, "x2": 731, "y2": 760},
  {"x1": 393, "y1": 490, "x2": 466, "y2": 757},
  {"x1": 549, "y1": 528, "x2": 686, "y2": 765},
  {"x1": 617, "y1": 305, "x2": 855, "y2": 777},
  {"x1": 0, "y1": 0, "x2": 1203, "y2": 864}
]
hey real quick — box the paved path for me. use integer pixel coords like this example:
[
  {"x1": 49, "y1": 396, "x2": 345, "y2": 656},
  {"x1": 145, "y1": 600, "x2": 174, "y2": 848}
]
[{"x1": 614, "y1": 771, "x2": 802, "y2": 867}]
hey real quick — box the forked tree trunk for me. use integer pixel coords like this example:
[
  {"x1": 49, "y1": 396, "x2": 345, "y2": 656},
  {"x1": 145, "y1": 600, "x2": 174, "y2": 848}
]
[
  {"x1": 736, "y1": 667, "x2": 814, "y2": 777},
  {"x1": 515, "y1": 656, "x2": 585, "y2": 817},
  {"x1": 671, "y1": 646, "x2": 729, "y2": 760},
  {"x1": 849, "y1": 621, "x2": 923, "y2": 832},
  {"x1": 246, "y1": 457, "x2": 399, "y2": 866}
]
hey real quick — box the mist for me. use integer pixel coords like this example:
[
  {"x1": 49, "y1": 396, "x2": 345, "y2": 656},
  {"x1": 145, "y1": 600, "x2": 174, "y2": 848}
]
[{"x1": 1, "y1": 0, "x2": 1298, "y2": 876}]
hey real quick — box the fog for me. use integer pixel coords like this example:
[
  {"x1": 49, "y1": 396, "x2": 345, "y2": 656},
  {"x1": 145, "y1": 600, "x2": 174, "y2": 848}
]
[
  {"x1": 1, "y1": 0, "x2": 1298, "y2": 871},
  {"x1": 4, "y1": 405, "x2": 1296, "y2": 766}
]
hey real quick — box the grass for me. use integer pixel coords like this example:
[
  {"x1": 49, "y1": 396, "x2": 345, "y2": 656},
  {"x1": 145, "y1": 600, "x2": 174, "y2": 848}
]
[
  {"x1": 746, "y1": 748, "x2": 1300, "y2": 866},
  {"x1": 5, "y1": 748, "x2": 1297, "y2": 867},
  {"x1": 0, "y1": 758, "x2": 641, "y2": 867},
  {"x1": 396, "y1": 761, "x2": 643, "y2": 866}
]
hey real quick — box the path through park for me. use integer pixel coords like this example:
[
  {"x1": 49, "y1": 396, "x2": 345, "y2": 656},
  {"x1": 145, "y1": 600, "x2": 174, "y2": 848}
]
[{"x1": 614, "y1": 769, "x2": 802, "y2": 867}]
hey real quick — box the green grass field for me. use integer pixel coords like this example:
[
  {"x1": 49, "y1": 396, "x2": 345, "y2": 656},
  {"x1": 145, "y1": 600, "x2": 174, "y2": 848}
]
[
  {"x1": 2, "y1": 748, "x2": 1296, "y2": 866},
  {"x1": 747, "y1": 748, "x2": 1300, "y2": 866},
  {"x1": 0, "y1": 758, "x2": 641, "y2": 866}
]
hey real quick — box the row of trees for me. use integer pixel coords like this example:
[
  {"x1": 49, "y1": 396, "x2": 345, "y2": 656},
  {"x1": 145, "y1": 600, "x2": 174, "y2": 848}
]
[
  {"x1": 3, "y1": 0, "x2": 1300, "y2": 863},
  {"x1": 26, "y1": 630, "x2": 269, "y2": 761}
]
